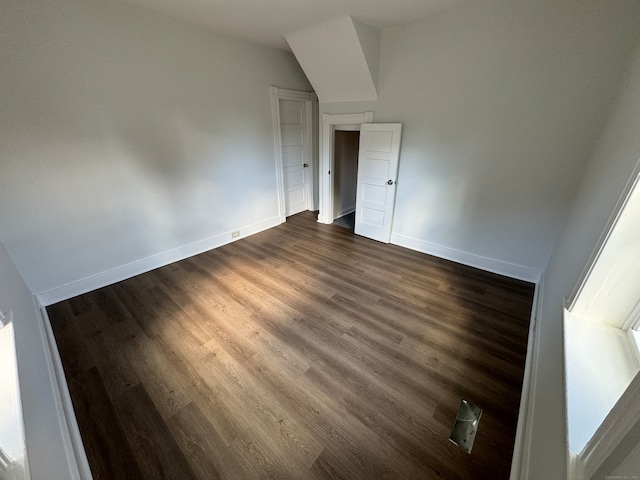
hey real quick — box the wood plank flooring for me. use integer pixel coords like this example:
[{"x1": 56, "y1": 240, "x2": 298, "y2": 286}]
[{"x1": 48, "y1": 211, "x2": 534, "y2": 480}]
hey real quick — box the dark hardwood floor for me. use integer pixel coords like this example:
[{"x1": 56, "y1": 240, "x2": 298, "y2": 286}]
[{"x1": 48, "y1": 211, "x2": 534, "y2": 480}]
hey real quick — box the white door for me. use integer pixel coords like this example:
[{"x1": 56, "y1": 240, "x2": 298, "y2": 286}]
[
  {"x1": 354, "y1": 123, "x2": 402, "y2": 243},
  {"x1": 280, "y1": 99, "x2": 310, "y2": 216}
]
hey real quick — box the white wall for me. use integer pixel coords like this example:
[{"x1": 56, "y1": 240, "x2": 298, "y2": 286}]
[
  {"x1": 530, "y1": 37, "x2": 640, "y2": 479},
  {"x1": 0, "y1": 0, "x2": 311, "y2": 298},
  {"x1": 0, "y1": 243, "x2": 75, "y2": 479},
  {"x1": 320, "y1": 0, "x2": 640, "y2": 281},
  {"x1": 286, "y1": 16, "x2": 379, "y2": 102}
]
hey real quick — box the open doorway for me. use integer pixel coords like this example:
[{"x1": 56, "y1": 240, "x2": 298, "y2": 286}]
[
  {"x1": 319, "y1": 112, "x2": 402, "y2": 243},
  {"x1": 318, "y1": 112, "x2": 372, "y2": 225},
  {"x1": 332, "y1": 128, "x2": 360, "y2": 231}
]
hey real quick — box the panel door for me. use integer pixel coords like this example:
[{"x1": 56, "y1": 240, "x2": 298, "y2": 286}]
[
  {"x1": 280, "y1": 99, "x2": 309, "y2": 217},
  {"x1": 354, "y1": 123, "x2": 402, "y2": 243}
]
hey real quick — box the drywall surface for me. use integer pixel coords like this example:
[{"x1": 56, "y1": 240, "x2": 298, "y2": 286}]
[
  {"x1": 351, "y1": 18, "x2": 381, "y2": 93},
  {"x1": 0, "y1": 243, "x2": 74, "y2": 479},
  {"x1": 0, "y1": 0, "x2": 311, "y2": 295},
  {"x1": 333, "y1": 130, "x2": 359, "y2": 219},
  {"x1": 320, "y1": 0, "x2": 640, "y2": 279},
  {"x1": 286, "y1": 16, "x2": 379, "y2": 102},
  {"x1": 530, "y1": 38, "x2": 640, "y2": 479}
]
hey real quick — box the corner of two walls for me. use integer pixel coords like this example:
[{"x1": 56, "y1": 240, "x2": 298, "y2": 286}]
[
  {"x1": 315, "y1": 5, "x2": 640, "y2": 476},
  {"x1": 526, "y1": 35, "x2": 640, "y2": 479},
  {"x1": 0, "y1": 0, "x2": 312, "y2": 303},
  {"x1": 318, "y1": 0, "x2": 640, "y2": 286},
  {"x1": 0, "y1": 242, "x2": 81, "y2": 479}
]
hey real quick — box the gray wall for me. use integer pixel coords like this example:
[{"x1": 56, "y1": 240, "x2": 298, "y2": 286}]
[
  {"x1": 3, "y1": 0, "x2": 640, "y2": 477},
  {"x1": 609, "y1": 439, "x2": 640, "y2": 478},
  {"x1": 0, "y1": 0, "x2": 311, "y2": 295},
  {"x1": 320, "y1": 0, "x2": 640, "y2": 279},
  {"x1": 532, "y1": 40, "x2": 640, "y2": 480},
  {"x1": 317, "y1": 0, "x2": 640, "y2": 477},
  {"x1": 0, "y1": 1, "x2": 312, "y2": 477}
]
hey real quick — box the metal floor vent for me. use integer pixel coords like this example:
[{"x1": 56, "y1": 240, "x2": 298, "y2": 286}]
[{"x1": 449, "y1": 399, "x2": 482, "y2": 453}]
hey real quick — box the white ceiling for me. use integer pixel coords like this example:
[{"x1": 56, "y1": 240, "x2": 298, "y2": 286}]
[{"x1": 117, "y1": 0, "x2": 475, "y2": 50}]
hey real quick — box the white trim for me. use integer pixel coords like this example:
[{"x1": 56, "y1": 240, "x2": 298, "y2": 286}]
[
  {"x1": 272, "y1": 88, "x2": 314, "y2": 102},
  {"x1": 563, "y1": 157, "x2": 640, "y2": 480},
  {"x1": 510, "y1": 278, "x2": 543, "y2": 480},
  {"x1": 270, "y1": 87, "x2": 316, "y2": 220},
  {"x1": 319, "y1": 111, "x2": 373, "y2": 224},
  {"x1": 563, "y1": 305, "x2": 571, "y2": 480},
  {"x1": 578, "y1": 370, "x2": 640, "y2": 480},
  {"x1": 0, "y1": 312, "x2": 32, "y2": 480},
  {"x1": 36, "y1": 215, "x2": 281, "y2": 306},
  {"x1": 311, "y1": 92, "x2": 319, "y2": 211},
  {"x1": 567, "y1": 157, "x2": 640, "y2": 311},
  {"x1": 270, "y1": 87, "x2": 287, "y2": 223},
  {"x1": 335, "y1": 207, "x2": 356, "y2": 219},
  {"x1": 568, "y1": 455, "x2": 579, "y2": 480},
  {"x1": 389, "y1": 232, "x2": 542, "y2": 283},
  {"x1": 35, "y1": 300, "x2": 91, "y2": 479},
  {"x1": 303, "y1": 94, "x2": 314, "y2": 212},
  {"x1": 562, "y1": 300, "x2": 570, "y2": 480},
  {"x1": 334, "y1": 124, "x2": 362, "y2": 132},
  {"x1": 626, "y1": 329, "x2": 640, "y2": 370},
  {"x1": 622, "y1": 297, "x2": 640, "y2": 332},
  {"x1": 384, "y1": 231, "x2": 545, "y2": 477}
]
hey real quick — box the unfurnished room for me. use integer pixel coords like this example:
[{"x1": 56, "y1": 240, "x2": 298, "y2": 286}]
[{"x1": 2, "y1": 0, "x2": 640, "y2": 479}]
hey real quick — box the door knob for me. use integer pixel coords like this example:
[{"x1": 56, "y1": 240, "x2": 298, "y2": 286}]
[
  {"x1": 387, "y1": 179, "x2": 394, "y2": 185},
  {"x1": 303, "y1": 164, "x2": 309, "y2": 168}
]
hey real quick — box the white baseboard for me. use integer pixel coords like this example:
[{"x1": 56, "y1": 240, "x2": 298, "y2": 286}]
[
  {"x1": 317, "y1": 211, "x2": 332, "y2": 225},
  {"x1": 36, "y1": 215, "x2": 282, "y2": 306},
  {"x1": 389, "y1": 232, "x2": 544, "y2": 480},
  {"x1": 335, "y1": 207, "x2": 355, "y2": 220},
  {"x1": 510, "y1": 278, "x2": 544, "y2": 480},
  {"x1": 35, "y1": 299, "x2": 91, "y2": 479},
  {"x1": 390, "y1": 233, "x2": 543, "y2": 283}
]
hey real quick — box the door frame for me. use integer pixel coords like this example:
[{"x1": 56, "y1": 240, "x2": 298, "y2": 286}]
[
  {"x1": 318, "y1": 112, "x2": 374, "y2": 224},
  {"x1": 270, "y1": 87, "x2": 316, "y2": 223},
  {"x1": 332, "y1": 125, "x2": 361, "y2": 221}
]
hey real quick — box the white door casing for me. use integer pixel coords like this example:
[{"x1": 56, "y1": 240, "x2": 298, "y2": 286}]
[
  {"x1": 270, "y1": 87, "x2": 315, "y2": 222},
  {"x1": 354, "y1": 123, "x2": 402, "y2": 243},
  {"x1": 318, "y1": 112, "x2": 373, "y2": 225}
]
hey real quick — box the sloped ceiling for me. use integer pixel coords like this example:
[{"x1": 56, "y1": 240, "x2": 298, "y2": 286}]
[
  {"x1": 285, "y1": 16, "x2": 381, "y2": 103},
  {"x1": 117, "y1": 0, "x2": 475, "y2": 51},
  {"x1": 116, "y1": 0, "x2": 477, "y2": 102}
]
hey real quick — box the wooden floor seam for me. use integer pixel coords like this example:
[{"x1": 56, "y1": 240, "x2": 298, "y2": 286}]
[{"x1": 48, "y1": 211, "x2": 534, "y2": 480}]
